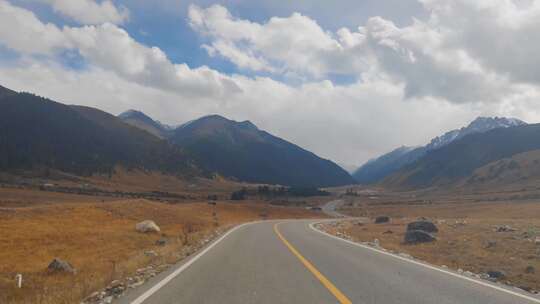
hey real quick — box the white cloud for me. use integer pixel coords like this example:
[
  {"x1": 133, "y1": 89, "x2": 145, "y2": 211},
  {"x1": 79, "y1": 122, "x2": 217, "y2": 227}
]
[
  {"x1": 0, "y1": 1, "x2": 70, "y2": 54},
  {"x1": 42, "y1": 0, "x2": 129, "y2": 25},
  {"x1": 419, "y1": 0, "x2": 540, "y2": 85},
  {"x1": 188, "y1": 4, "x2": 368, "y2": 79},
  {"x1": 0, "y1": 1, "x2": 239, "y2": 98},
  {"x1": 188, "y1": 3, "x2": 540, "y2": 104},
  {"x1": 62, "y1": 23, "x2": 240, "y2": 97}
]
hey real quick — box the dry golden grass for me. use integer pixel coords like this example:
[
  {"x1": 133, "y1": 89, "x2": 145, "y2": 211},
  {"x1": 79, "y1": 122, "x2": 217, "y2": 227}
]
[
  {"x1": 0, "y1": 197, "x2": 322, "y2": 303},
  {"x1": 0, "y1": 187, "x2": 118, "y2": 207},
  {"x1": 332, "y1": 199, "x2": 540, "y2": 293}
]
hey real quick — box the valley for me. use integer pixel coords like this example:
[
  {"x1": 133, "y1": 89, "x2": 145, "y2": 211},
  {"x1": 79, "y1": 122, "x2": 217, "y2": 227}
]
[{"x1": 3, "y1": 1, "x2": 540, "y2": 303}]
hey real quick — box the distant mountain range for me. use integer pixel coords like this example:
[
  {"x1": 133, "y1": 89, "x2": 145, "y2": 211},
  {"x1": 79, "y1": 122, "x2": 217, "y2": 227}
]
[
  {"x1": 353, "y1": 117, "x2": 527, "y2": 184},
  {"x1": 7, "y1": 82, "x2": 536, "y2": 190},
  {"x1": 0, "y1": 85, "x2": 353, "y2": 187},
  {"x1": 119, "y1": 110, "x2": 354, "y2": 187},
  {"x1": 383, "y1": 123, "x2": 540, "y2": 189}
]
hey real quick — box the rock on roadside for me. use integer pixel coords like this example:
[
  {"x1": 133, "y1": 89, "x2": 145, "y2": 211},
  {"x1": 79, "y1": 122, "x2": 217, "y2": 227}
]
[
  {"x1": 407, "y1": 221, "x2": 438, "y2": 233},
  {"x1": 487, "y1": 270, "x2": 506, "y2": 280},
  {"x1": 404, "y1": 230, "x2": 436, "y2": 244},
  {"x1": 47, "y1": 258, "x2": 76, "y2": 274},
  {"x1": 135, "y1": 220, "x2": 160, "y2": 233},
  {"x1": 374, "y1": 216, "x2": 390, "y2": 224}
]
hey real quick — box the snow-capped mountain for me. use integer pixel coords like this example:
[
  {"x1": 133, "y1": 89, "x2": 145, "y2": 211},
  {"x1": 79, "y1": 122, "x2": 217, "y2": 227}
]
[
  {"x1": 425, "y1": 117, "x2": 527, "y2": 151},
  {"x1": 353, "y1": 116, "x2": 527, "y2": 184}
]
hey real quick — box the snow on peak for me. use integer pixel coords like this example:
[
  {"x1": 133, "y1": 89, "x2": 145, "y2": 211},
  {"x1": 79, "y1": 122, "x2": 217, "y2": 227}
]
[{"x1": 426, "y1": 116, "x2": 526, "y2": 151}]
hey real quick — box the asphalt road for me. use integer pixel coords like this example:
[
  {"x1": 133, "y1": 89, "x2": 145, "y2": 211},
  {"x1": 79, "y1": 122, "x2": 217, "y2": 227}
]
[
  {"x1": 119, "y1": 219, "x2": 540, "y2": 304},
  {"x1": 321, "y1": 199, "x2": 347, "y2": 217}
]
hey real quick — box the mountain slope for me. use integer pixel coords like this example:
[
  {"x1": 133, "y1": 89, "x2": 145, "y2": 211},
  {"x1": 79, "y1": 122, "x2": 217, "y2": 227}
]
[
  {"x1": 169, "y1": 115, "x2": 354, "y2": 187},
  {"x1": 352, "y1": 146, "x2": 422, "y2": 184},
  {"x1": 118, "y1": 109, "x2": 170, "y2": 139},
  {"x1": 0, "y1": 85, "x2": 16, "y2": 98},
  {"x1": 353, "y1": 117, "x2": 526, "y2": 184},
  {"x1": 463, "y1": 149, "x2": 540, "y2": 188},
  {"x1": 0, "y1": 90, "x2": 198, "y2": 176},
  {"x1": 383, "y1": 123, "x2": 540, "y2": 189}
]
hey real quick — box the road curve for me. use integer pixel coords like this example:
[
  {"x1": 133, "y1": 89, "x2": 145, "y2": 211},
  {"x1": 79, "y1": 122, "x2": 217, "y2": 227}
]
[
  {"x1": 118, "y1": 220, "x2": 540, "y2": 304},
  {"x1": 321, "y1": 199, "x2": 347, "y2": 217}
]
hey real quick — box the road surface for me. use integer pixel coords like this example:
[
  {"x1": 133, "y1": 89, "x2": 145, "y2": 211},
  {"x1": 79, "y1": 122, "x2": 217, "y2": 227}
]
[
  {"x1": 321, "y1": 199, "x2": 347, "y2": 217},
  {"x1": 119, "y1": 219, "x2": 540, "y2": 304}
]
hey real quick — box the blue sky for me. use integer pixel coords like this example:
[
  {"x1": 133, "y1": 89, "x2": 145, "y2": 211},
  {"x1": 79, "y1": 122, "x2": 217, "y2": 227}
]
[{"x1": 0, "y1": 0, "x2": 539, "y2": 166}]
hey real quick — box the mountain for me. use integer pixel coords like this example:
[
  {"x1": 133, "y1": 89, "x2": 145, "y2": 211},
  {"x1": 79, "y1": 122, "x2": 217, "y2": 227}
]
[
  {"x1": 352, "y1": 146, "x2": 423, "y2": 184},
  {"x1": 462, "y1": 149, "x2": 540, "y2": 189},
  {"x1": 424, "y1": 117, "x2": 525, "y2": 151},
  {"x1": 0, "y1": 89, "x2": 198, "y2": 177},
  {"x1": 353, "y1": 117, "x2": 527, "y2": 184},
  {"x1": 0, "y1": 85, "x2": 16, "y2": 98},
  {"x1": 383, "y1": 123, "x2": 540, "y2": 189},
  {"x1": 169, "y1": 115, "x2": 355, "y2": 187},
  {"x1": 118, "y1": 109, "x2": 171, "y2": 139}
]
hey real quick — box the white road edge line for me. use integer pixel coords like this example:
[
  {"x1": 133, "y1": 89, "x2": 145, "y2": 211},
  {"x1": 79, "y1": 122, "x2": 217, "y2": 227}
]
[
  {"x1": 309, "y1": 221, "x2": 540, "y2": 303},
  {"x1": 129, "y1": 221, "x2": 259, "y2": 304}
]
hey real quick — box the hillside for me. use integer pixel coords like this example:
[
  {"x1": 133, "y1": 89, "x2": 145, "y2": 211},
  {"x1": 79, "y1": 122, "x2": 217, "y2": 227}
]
[
  {"x1": 352, "y1": 146, "x2": 423, "y2": 184},
  {"x1": 383, "y1": 123, "x2": 540, "y2": 189},
  {"x1": 169, "y1": 115, "x2": 355, "y2": 187},
  {"x1": 118, "y1": 109, "x2": 171, "y2": 139},
  {"x1": 462, "y1": 149, "x2": 540, "y2": 189},
  {"x1": 0, "y1": 90, "x2": 198, "y2": 177},
  {"x1": 353, "y1": 117, "x2": 526, "y2": 184}
]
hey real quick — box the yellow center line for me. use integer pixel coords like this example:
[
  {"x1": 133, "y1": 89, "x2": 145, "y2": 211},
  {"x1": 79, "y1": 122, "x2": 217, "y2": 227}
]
[{"x1": 273, "y1": 222, "x2": 352, "y2": 304}]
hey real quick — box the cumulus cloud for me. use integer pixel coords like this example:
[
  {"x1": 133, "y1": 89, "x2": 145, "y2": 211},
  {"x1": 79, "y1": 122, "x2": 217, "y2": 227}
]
[
  {"x1": 188, "y1": 2, "x2": 540, "y2": 104},
  {"x1": 420, "y1": 0, "x2": 540, "y2": 85},
  {"x1": 41, "y1": 0, "x2": 129, "y2": 25},
  {"x1": 0, "y1": 1, "x2": 70, "y2": 54},
  {"x1": 188, "y1": 4, "x2": 369, "y2": 78},
  {"x1": 0, "y1": 1, "x2": 239, "y2": 98}
]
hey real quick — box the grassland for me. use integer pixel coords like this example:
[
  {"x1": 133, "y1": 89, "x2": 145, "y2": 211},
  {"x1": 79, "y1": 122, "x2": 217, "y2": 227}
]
[{"x1": 0, "y1": 177, "x2": 324, "y2": 303}]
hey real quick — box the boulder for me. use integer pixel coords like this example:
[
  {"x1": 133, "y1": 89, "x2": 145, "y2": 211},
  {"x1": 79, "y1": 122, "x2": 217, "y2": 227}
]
[
  {"x1": 525, "y1": 266, "x2": 535, "y2": 274},
  {"x1": 135, "y1": 220, "x2": 160, "y2": 233},
  {"x1": 487, "y1": 270, "x2": 506, "y2": 279},
  {"x1": 494, "y1": 225, "x2": 515, "y2": 232},
  {"x1": 374, "y1": 216, "x2": 390, "y2": 224},
  {"x1": 155, "y1": 238, "x2": 168, "y2": 246},
  {"x1": 47, "y1": 258, "x2": 76, "y2": 274},
  {"x1": 404, "y1": 230, "x2": 435, "y2": 244},
  {"x1": 407, "y1": 221, "x2": 438, "y2": 233},
  {"x1": 484, "y1": 240, "x2": 497, "y2": 249}
]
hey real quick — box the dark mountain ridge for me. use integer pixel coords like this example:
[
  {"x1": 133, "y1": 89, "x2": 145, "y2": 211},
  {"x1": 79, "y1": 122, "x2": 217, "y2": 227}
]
[
  {"x1": 383, "y1": 123, "x2": 540, "y2": 189},
  {"x1": 0, "y1": 85, "x2": 353, "y2": 187},
  {"x1": 169, "y1": 114, "x2": 354, "y2": 187},
  {"x1": 0, "y1": 90, "x2": 198, "y2": 177}
]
